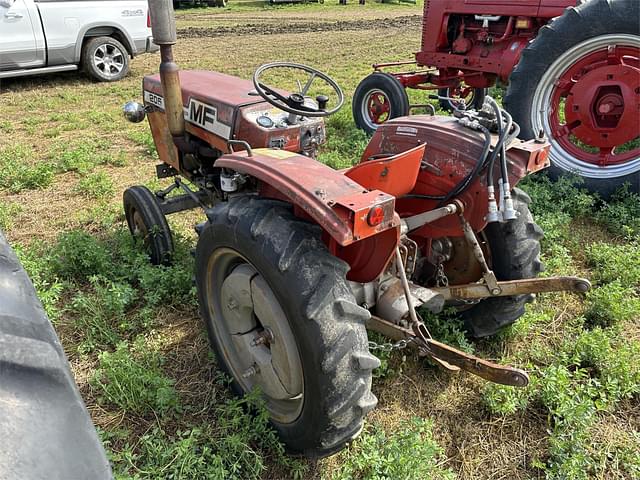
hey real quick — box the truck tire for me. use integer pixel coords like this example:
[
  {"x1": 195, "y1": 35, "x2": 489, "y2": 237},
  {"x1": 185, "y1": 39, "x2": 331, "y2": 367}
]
[
  {"x1": 437, "y1": 86, "x2": 486, "y2": 112},
  {"x1": 195, "y1": 197, "x2": 379, "y2": 457},
  {"x1": 461, "y1": 188, "x2": 544, "y2": 337},
  {"x1": 353, "y1": 72, "x2": 409, "y2": 135},
  {"x1": 123, "y1": 186, "x2": 174, "y2": 265},
  {"x1": 505, "y1": 0, "x2": 640, "y2": 197},
  {"x1": 82, "y1": 36, "x2": 130, "y2": 82}
]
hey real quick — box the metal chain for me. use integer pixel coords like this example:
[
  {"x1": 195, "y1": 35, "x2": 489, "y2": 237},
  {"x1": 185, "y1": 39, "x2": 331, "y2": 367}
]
[
  {"x1": 368, "y1": 338, "x2": 413, "y2": 352},
  {"x1": 436, "y1": 263, "x2": 449, "y2": 287}
]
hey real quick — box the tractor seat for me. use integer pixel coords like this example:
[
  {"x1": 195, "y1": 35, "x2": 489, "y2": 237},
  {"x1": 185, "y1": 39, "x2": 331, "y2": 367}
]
[{"x1": 344, "y1": 143, "x2": 426, "y2": 198}]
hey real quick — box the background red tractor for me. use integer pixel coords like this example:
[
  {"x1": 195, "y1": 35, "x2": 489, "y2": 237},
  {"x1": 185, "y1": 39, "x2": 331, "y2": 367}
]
[{"x1": 353, "y1": 0, "x2": 640, "y2": 197}]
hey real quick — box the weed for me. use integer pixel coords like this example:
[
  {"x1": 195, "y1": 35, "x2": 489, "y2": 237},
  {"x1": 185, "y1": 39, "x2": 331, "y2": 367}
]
[
  {"x1": 586, "y1": 241, "x2": 640, "y2": 288},
  {"x1": 319, "y1": 110, "x2": 369, "y2": 169},
  {"x1": 0, "y1": 144, "x2": 55, "y2": 193},
  {"x1": 50, "y1": 230, "x2": 115, "y2": 282},
  {"x1": 422, "y1": 308, "x2": 474, "y2": 353},
  {"x1": 595, "y1": 184, "x2": 640, "y2": 238},
  {"x1": 0, "y1": 201, "x2": 22, "y2": 231},
  {"x1": 75, "y1": 171, "x2": 115, "y2": 199},
  {"x1": 92, "y1": 337, "x2": 179, "y2": 416},
  {"x1": 330, "y1": 417, "x2": 455, "y2": 480},
  {"x1": 127, "y1": 129, "x2": 158, "y2": 158},
  {"x1": 584, "y1": 281, "x2": 640, "y2": 329},
  {"x1": 70, "y1": 276, "x2": 137, "y2": 353},
  {"x1": 106, "y1": 390, "x2": 307, "y2": 480}
]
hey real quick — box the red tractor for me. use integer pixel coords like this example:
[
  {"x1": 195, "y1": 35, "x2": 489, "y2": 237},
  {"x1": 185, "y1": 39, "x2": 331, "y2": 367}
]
[
  {"x1": 123, "y1": 0, "x2": 590, "y2": 457},
  {"x1": 353, "y1": 0, "x2": 639, "y2": 197}
]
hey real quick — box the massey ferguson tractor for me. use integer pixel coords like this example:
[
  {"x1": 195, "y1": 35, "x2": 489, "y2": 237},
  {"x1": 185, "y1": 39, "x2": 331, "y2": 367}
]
[
  {"x1": 123, "y1": 0, "x2": 591, "y2": 457},
  {"x1": 353, "y1": 0, "x2": 640, "y2": 197}
]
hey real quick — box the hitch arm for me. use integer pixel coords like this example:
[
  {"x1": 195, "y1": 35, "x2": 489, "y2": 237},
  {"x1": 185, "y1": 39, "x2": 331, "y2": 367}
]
[
  {"x1": 432, "y1": 276, "x2": 591, "y2": 301},
  {"x1": 366, "y1": 315, "x2": 529, "y2": 387}
]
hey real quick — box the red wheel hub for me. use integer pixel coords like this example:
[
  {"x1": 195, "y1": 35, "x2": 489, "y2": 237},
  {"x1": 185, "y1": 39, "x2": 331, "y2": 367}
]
[
  {"x1": 549, "y1": 45, "x2": 640, "y2": 167},
  {"x1": 366, "y1": 91, "x2": 390, "y2": 124}
]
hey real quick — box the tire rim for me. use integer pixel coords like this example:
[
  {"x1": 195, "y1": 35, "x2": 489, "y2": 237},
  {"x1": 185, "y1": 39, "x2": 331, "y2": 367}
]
[
  {"x1": 361, "y1": 89, "x2": 391, "y2": 130},
  {"x1": 93, "y1": 43, "x2": 125, "y2": 78},
  {"x1": 204, "y1": 248, "x2": 304, "y2": 424},
  {"x1": 530, "y1": 34, "x2": 640, "y2": 178}
]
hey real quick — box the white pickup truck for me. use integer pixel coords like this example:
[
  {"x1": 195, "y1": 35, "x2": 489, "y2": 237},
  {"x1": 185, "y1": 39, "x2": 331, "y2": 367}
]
[{"x1": 0, "y1": 0, "x2": 157, "y2": 82}]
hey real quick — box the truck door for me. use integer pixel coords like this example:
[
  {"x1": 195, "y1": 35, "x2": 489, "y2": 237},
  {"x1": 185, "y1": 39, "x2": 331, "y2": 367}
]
[{"x1": 0, "y1": 0, "x2": 45, "y2": 70}]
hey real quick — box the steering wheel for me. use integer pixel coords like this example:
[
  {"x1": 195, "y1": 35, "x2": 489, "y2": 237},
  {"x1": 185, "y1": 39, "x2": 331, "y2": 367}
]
[{"x1": 252, "y1": 62, "x2": 344, "y2": 117}]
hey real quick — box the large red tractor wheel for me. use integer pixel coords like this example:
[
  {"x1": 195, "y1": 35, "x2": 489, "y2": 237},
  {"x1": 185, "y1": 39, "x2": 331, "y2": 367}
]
[
  {"x1": 353, "y1": 72, "x2": 409, "y2": 134},
  {"x1": 195, "y1": 197, "x2": 379, "y2": 457},
  {"x1": 505, "y1": 0, "x2": 639, "y2": 197}
]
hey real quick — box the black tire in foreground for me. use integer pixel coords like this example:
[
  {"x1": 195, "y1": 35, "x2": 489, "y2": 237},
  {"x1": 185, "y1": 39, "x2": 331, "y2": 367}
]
[
  {"x1": 123, "y1": 186, "x2": 174, "y2": 265},
  {"x1": 461, "y1": 188, "x2": 544, "y2": 337},
  {"x1": 437, "y1": 86, "x2": 486, "y2": 112},
  {"x1": 353, "y1": 72, "x2": 410, "y2": 135},
  {"x1": 82, "y1": 36, "x2": 130, "y2": 82},
  {"x1": 505, "y1": 0, "x2": 640, "y2": 197},
  {"x1": 0, "y1": 231, "x2": 111, "y2": 479},
  {"x1": 195, "y1": 197, "x2": 379, "y2": 457}
]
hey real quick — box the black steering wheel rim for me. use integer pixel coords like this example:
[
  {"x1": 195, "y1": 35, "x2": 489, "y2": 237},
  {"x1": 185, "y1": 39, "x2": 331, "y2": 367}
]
[{"x1": 252, "y1": 62, "x2": 344, "y2": 118}]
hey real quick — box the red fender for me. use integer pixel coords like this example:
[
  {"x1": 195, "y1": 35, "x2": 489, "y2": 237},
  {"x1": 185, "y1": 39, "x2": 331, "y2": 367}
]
[{"x1": 215, "y1": 148, "x2": 400, "y2": 282}]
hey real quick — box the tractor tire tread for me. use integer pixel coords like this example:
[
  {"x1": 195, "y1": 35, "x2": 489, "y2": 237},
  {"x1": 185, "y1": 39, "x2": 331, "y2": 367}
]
[{"x1": 197, "y1": 196, "x2": 376, "y2": 457}]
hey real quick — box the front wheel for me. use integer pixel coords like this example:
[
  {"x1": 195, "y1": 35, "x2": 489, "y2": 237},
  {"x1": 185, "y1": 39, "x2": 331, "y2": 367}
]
[
  {"x1": 195, "y1": 197, "x2": 380, "y2": 457},
  {"x1": 437, "y1": 86, "x2": 486, "y2": 112},
  {"x1": 505, "y1": 0, "x2": 640, "y2": 197},
  {"x1": 82, "y1": 36, "x2": 129, "y2": 82},
  {"x1": 353, "y1": 72, "x2": 409, "y2": 134}
]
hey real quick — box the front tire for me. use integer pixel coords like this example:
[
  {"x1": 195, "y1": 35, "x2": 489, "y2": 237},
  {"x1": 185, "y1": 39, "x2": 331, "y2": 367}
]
[
  {"x1": 353, "y1": 72, "x2": 409, "y2": 135},
  {"x1": 461, "y1": 189, "x2": 544, "y2": 337},
  {"x1": 82, "y1": 36, "x2": 129, "y2": 82},
  {"x1": 123, "y1": 186, "x2": 173, "y2": 265},
  {"x1": 437, "y1": 86, "x2": 486, "y2": 112},
  {"x1": 195, "y1": 197, "x2": 379, "y2": 457},
  {"x1": 505, "y1": 0, "x2": 640, "y2": 197}
]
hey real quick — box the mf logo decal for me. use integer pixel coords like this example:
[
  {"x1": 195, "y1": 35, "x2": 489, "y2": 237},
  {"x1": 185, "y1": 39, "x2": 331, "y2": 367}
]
[{"x1": 188, "y1": 99, "x2": 217, "y2": 132}]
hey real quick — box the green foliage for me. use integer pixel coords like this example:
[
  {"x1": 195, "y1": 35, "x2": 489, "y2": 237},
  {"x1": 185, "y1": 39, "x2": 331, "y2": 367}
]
[
  {"x1": 0, "y1": 144, "x2": 55, "y2": 192},
  {"x1": 318, "y1": 110, "x2": 369, "y2": 169},
  {"x1": 330, "y1": 417, "x2": 455, "y2": 480},
  {"x1": 70, "y1": 276, "x2": 138, "y2": 353},
  {"x1": 584, "y1": 281, "x2": 640, "y2": 329},
  {"x1": 92, "y1": 338, "x2": 179, "y2": 416},
  {"x1": 520, "y1": 174, "x2": 595, "y2": 219},
  {"x1": 422, "y1": 308, "x2": 474, "y2": 353},
  {"x1": 127, "y1": 129, "x2": 158, "y2": 158},
  {"x1": 75, "y1": 171, "x2": 115, "y2": 199},
  {"x1": 585, "y1": 241, "x2": 640, "y2": 288},
  {"x1": 0, "y1": 201, "x2": 22, "y2": 231},
  {"x1": 50, "y1": 230, "x2": 114, "y2": 282},
  {"x1": 595, "y1": 184, "x2": 640, "y2": 238},
  {"x1": 107, "y1": 390, "x2": 307, "y2": 480}
]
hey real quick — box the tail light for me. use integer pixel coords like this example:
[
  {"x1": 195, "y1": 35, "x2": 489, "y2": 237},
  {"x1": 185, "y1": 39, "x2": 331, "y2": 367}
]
[
  {"x1": 367, "y1": 205, "x2": 385, "y2": 227},
  {"x1": 147, "y1": 11, "x2": 151, "y2": 28}
]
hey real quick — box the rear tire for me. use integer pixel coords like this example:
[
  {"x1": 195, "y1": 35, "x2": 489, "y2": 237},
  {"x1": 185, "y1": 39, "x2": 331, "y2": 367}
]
[
  {"x1": 82, "y1": 36, "x2": 129, "y2": 82},
  {"x1": 461, "y1": 188, "x2": 544, "y2": 337},
  {"x1": 195, "y1": 197, "x2": 379, "y2": 457},
  {"x1": 505, "y1": 0, "x2": 640, "y2": 197},
  {"x1": 353, "y1": 72, "x2": 409, "y2": 134},
  {"x1": 123, "y1": 186, "x2": 173, "y2": 265}
]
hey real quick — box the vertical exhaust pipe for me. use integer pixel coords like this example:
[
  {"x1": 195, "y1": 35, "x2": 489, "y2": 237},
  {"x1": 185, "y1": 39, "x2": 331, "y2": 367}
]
[{"x1": 148, "y1": 0, "x2": 185, "y2": 140}]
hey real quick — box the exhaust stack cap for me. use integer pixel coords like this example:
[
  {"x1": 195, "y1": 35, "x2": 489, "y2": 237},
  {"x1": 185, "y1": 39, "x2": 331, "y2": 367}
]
[{"x1": 148, "y1": 0, "x2": 177, "y2": 45}]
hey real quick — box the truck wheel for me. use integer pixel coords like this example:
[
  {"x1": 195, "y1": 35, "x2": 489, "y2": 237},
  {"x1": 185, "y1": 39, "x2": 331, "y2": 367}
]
[
  {"x1": 505, "y1": 0, "x2": 640, "y2": 197},
  {"x1": 461, "y1": 188, "x2": 544, "y2": 337},
  {"x1": 195, "y1": 197, "x2": 379, "y2": 457},
  {"x1": 123, "y1": 186, "x2": 174, "y2": 265},
  {"x1": 437, "y1": 86, "x2": 486, "y2": 112},
  {"x1": 353, "y1": 72, "x2": 409, "y2": 134},
  {"x1": 82, "y1": 36, "x2": 130, "y2": 82}
]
